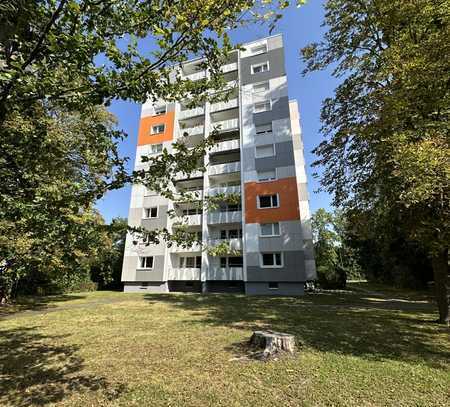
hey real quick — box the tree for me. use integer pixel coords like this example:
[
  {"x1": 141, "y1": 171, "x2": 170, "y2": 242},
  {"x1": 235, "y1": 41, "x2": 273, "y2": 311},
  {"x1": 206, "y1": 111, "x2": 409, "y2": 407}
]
[
  {"x1": 90, "y1": 217, "x2": 129, "y2": 290},
  {"x1": 302, "y1": 0, "x2": 449, "y2": 323},
  {"x1": 311, "y1": 208, "x2": 361, "y2": 289}
]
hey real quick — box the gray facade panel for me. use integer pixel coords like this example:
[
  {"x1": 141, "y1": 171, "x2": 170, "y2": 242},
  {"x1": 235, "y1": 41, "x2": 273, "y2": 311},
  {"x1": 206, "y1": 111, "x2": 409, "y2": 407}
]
[
  {"x1": 254, "y1": 141, "x2": 295, "y2": 171},
  {"x1": 134, "y1": 254, "x2": 165, "y2": 281},
  {"x1": 246, "y1": 251, "x2": 306, "y2": 282},
  {"x1": 124, "y1": 282, "x2": 168, "y2": 293},
  {"x1": 253, "y1": 97, "x2": 290, "y2": 127},
  {"x1": 141, "y1": 205, "x2": 168, "y2": 229},
  {"x1": 245, "y1": 282, "x2": 304, "y2": 296},
  {"x1": 240, "y1": 47, "x2": 286, "y2": 85}
]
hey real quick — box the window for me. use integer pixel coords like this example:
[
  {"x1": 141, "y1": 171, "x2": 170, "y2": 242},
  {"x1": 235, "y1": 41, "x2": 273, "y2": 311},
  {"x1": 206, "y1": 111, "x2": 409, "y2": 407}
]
[
  {"x1": 220, "y1": 257, "x2": 227, "y2": 268},
  {"x1": 258, "y1": 194, "x2": 279, "y2": 209},
  {"x1": 229, "y1": 257, "x2": 243, "y2": 267},
  {"x1": 220, "y1": 257, "x2": 243, "y2": 268},
  {"x1": 257, "y1": 169, "x2": 276, "y2": 182},
  {"x1": 151, "y1": 124, "x2": 165, "y2": 134},
  {"x1": 220, "y1": 229, "x2": 242, "y2": 239},
  {"x1": 255, "y1": 144, "x2": 275, "y2": 158},
  {"x1": 260, "y1": 223, "x2": 280, "y2": 237},
  {"x1": 139, "y1": 256, "x2": 154, "y2": 269},
  {"x1": 151, "y1": 143, "x2": 163, "y2": 154},
  {"x1": 182, "y1": 208, "x2": 202, "y2": 216},
  {"x1": 254, "y1": 100, "x2": 271, "y2": 113},
  {"x1": 255, "y1": 123, "x2": 272, "y2": 135},
  {"x1": 253, "y1": 81, "x2": 270, "y2": 93},
  {"x1": 268, "y1": 282, "x2": 279, "y2": 289},
  {"x1": 154, "y1": 106, "x2": 166, "y2": 115},
  {"x1": 144, "y1": 207, "x2": 158, "y2": 218},
  {"x1": 250, "y1": 43, "x2": 268, "y2": 55},
  {"x1": 180, "y1": 256, "x2": 201, "y2": 268},
  {"x1": 251, "y1": 61, "x2": 269, "y2": 74},
  {"x1": 261, "y1": 253, "x2": 283, "y2": 268}
]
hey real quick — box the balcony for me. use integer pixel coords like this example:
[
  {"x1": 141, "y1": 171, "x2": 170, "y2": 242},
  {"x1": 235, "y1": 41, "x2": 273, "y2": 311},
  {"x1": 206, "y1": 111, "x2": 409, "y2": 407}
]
[
  {"x1": 170, "y1": 242, "x2": 202, "y2": 253},
  {"x1": 208, "y1": 161, "x2": 240, "y2": 176},
  {"x1": 179, "y1": 106, "x2": 204, "y2": 120},
  {"x1": 174, "y1": 169, "x2": 204, "y2": 181},
  {"x1": 211, "y1": 118, "x2": 239, "y2": 133},
  {"x1": 221, "y1": 62, "x2": 238, "y2": 73},
  {"x1": 207, "y1": 210, "x2": 242, "y2": 225},
  {"x1": 210, "y1": 98, "x2": 238, "y2": 113},
  {"x1": 179, "y1": 124, "x2": 204, "y2": 137},
  {"x1": 174, "y1": 214, "x2": 202, "y2": 226},
  {"x1": 205, "y1": 267, "x2": 243, "y2": 280},
  {"x1": 168, "y1": 268, "x2": 201, "y2": 280},
  {"x1": 208, "y1": 238, "x2": 243, "y2": 251},
  {"x1": 208, "y1": 185, "x2": 241, "y2": 196},
  {"x1": 210, "y1": 139, "x2": 240, "y2": 154},
  {"x1": 183, "y1": 71, "x2": 206, "y2": 81}
]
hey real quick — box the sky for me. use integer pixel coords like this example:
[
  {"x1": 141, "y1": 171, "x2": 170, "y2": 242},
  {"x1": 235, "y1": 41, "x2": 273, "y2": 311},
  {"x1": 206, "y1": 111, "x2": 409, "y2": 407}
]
[{"x1": 96, "y1": 0, "x2": 337, "y2": 223}]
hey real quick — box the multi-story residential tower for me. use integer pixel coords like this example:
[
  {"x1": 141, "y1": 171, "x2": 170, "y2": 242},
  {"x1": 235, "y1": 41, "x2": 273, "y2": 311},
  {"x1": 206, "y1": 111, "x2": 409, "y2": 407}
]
[{"x1": 121, "y1": 34, "x2": 316, "y2": 295}]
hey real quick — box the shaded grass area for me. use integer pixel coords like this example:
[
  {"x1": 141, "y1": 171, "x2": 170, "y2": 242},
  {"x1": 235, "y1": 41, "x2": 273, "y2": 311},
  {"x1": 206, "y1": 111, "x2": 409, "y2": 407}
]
[{"x1": 0, "y1": 288, "x2": 449, "y2": 406}]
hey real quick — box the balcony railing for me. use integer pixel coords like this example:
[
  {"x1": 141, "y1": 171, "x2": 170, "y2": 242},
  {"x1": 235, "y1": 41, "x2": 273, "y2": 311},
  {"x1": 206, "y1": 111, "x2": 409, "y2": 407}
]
[
  {"x1": 221, "y1": 62, "x2": 238, "y2": 73},
  {"x1": 174, "y1": 169, "x2": 204, "y2": 181},
  {"x1": 205, "y1": 266, "x2": 243, "y2": 280},
  {"x1": 168, "y1": 268, "x2": 201, "y2": 280},
  {"x1": 208, "y1": 161, "x2": 240, "y2": 176},
  {"x1": 210, "y1": 98, "x2": 238, "y2": 113},
  {"x1": 170, "y1": 242, "x2": 202, "y2": 253},
  {"x1": 179, "y1": 106, "x2": 204, "y2": 120},
  {"x1": 208, "y1": 238, "x2": 243, "y2": 251},
  {"x1": 183, "y1": 71, "x2": 206, "y2": 81},
  {"x1": 208, "y1": 185, "x2": 241, "y2": 196},
  {"x1": 207, "y1": 210, "x2": 242, "y2": 225},
  {"x1": 210, "y1": 118, "x2": 239, "y2": 133},
  {"x1": 173, "y1": 214, "x2": 202, "y2": 226},
  {"x1": 179, "y1": 124, "x2": 204, "y2": 137},
  {"x1": 210, "y1": 139, "x2": 240, "y2": 154}
]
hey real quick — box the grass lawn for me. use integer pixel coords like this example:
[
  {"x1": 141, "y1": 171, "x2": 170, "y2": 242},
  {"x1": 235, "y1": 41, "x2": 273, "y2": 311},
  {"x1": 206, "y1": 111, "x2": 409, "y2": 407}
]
[{"x1": 0, "y1": 284, "x2": 449, "y2": 406}]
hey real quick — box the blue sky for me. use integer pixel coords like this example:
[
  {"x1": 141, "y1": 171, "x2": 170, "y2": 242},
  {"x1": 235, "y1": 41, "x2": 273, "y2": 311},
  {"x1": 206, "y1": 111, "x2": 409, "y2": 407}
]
[{"x1": 96, "y1": 0, "x2": 336, "y2": 223}]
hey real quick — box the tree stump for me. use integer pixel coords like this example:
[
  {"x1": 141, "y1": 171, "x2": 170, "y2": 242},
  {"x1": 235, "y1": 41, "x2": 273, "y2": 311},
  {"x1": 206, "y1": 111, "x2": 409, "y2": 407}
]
[{"x1": 249, "y1": 330, "x2": 296, "y2": 360}]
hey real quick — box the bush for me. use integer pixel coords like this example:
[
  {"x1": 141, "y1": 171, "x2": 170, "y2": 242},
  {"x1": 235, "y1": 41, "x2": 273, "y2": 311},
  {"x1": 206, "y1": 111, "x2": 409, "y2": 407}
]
[{"x1": 317, "y1": 264, "x2": 347, "y2": 289}]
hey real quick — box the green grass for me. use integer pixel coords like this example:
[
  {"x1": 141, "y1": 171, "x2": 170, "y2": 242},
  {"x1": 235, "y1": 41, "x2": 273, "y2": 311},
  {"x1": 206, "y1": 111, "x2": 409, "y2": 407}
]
[{"x1": 0, "y1": 286, "x2": 449, "y2": 406}]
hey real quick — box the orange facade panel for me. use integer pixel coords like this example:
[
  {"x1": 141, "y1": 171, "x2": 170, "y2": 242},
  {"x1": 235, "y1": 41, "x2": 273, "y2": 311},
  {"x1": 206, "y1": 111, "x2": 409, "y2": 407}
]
[
  {"x1": 244, "y1": 177, "x2": 300, "y2": 224},
  {"x1": 137, "y1": 111, "x2": 174, "y2": 146}
]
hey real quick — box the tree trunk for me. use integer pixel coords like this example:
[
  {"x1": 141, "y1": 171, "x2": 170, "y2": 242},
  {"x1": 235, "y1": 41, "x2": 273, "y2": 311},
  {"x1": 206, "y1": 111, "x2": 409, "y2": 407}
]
[
  {"x1": 431, "y1": 248, "x2": 449, "y2": 324},
  {"x1": 249, "y1": 330, "x2": 296, "y2": 359}
]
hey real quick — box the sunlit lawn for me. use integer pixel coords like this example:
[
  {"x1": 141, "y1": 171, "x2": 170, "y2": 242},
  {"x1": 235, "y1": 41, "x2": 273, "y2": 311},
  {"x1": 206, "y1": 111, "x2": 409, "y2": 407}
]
[{"x1": 1, "y1": 284, "x2": 449, "y2": 406}]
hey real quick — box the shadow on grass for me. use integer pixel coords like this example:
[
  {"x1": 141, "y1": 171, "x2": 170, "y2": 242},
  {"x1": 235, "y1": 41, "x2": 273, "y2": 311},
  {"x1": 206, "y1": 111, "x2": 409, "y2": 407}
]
[
  {"x1": 0, "y1": 294, "x2": 87, "y2": 318},
  {"x1": 0, "y1": 326, "x2": 126, "y2": 406},
  {"x1": 143, "y1": 293, "x2": 449, "y2": 370}
]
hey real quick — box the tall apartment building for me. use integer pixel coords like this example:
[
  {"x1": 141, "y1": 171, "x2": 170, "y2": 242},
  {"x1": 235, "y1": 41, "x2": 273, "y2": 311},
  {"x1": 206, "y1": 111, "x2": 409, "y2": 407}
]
[{"x1": 121, "y1": 34, "x2": 316, "y2": 295}]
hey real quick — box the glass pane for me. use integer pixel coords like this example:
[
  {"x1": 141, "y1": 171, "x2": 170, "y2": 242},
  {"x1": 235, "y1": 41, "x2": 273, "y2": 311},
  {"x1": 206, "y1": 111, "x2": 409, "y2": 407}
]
[
  {"x1": 229, "y1": 257, "x2": 243, "y2": 267},
  {"x1": 150, "y1": 207, "x2": 158, "y2": 217},
  {"x1": 220, "y1": 257, "x2": 227, "y2": 268},
  {"x1": 195, "y1": 256, "x2": 202, "y2": 268},
  {"x1": 262, "y1": 253, "x2": 274, "y2": 266},
  {"x1": 259, "y1": 196, "x2": 271, "y2": 208},
  {"x1": 220, "y1": 230, "x2": 227, "y2": 239},
  {"x1": 273, "y1": 223, "x2": 280, "y2": 235},
  {"x1": 186, "y1": 257, "x2": 195, "y2": 268},
  {"x1": 275, "y1": 253, "x2": 282, "y2": 265},
  {"x1": 229, "y1": 229, "x2": 238, "y2": 238},
  {"x1": 260, "y1": 224, "x2": 272, "y2": 235},
  {"x1": 271, "y1": 195, "x2": 278, "y2": 207}
]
